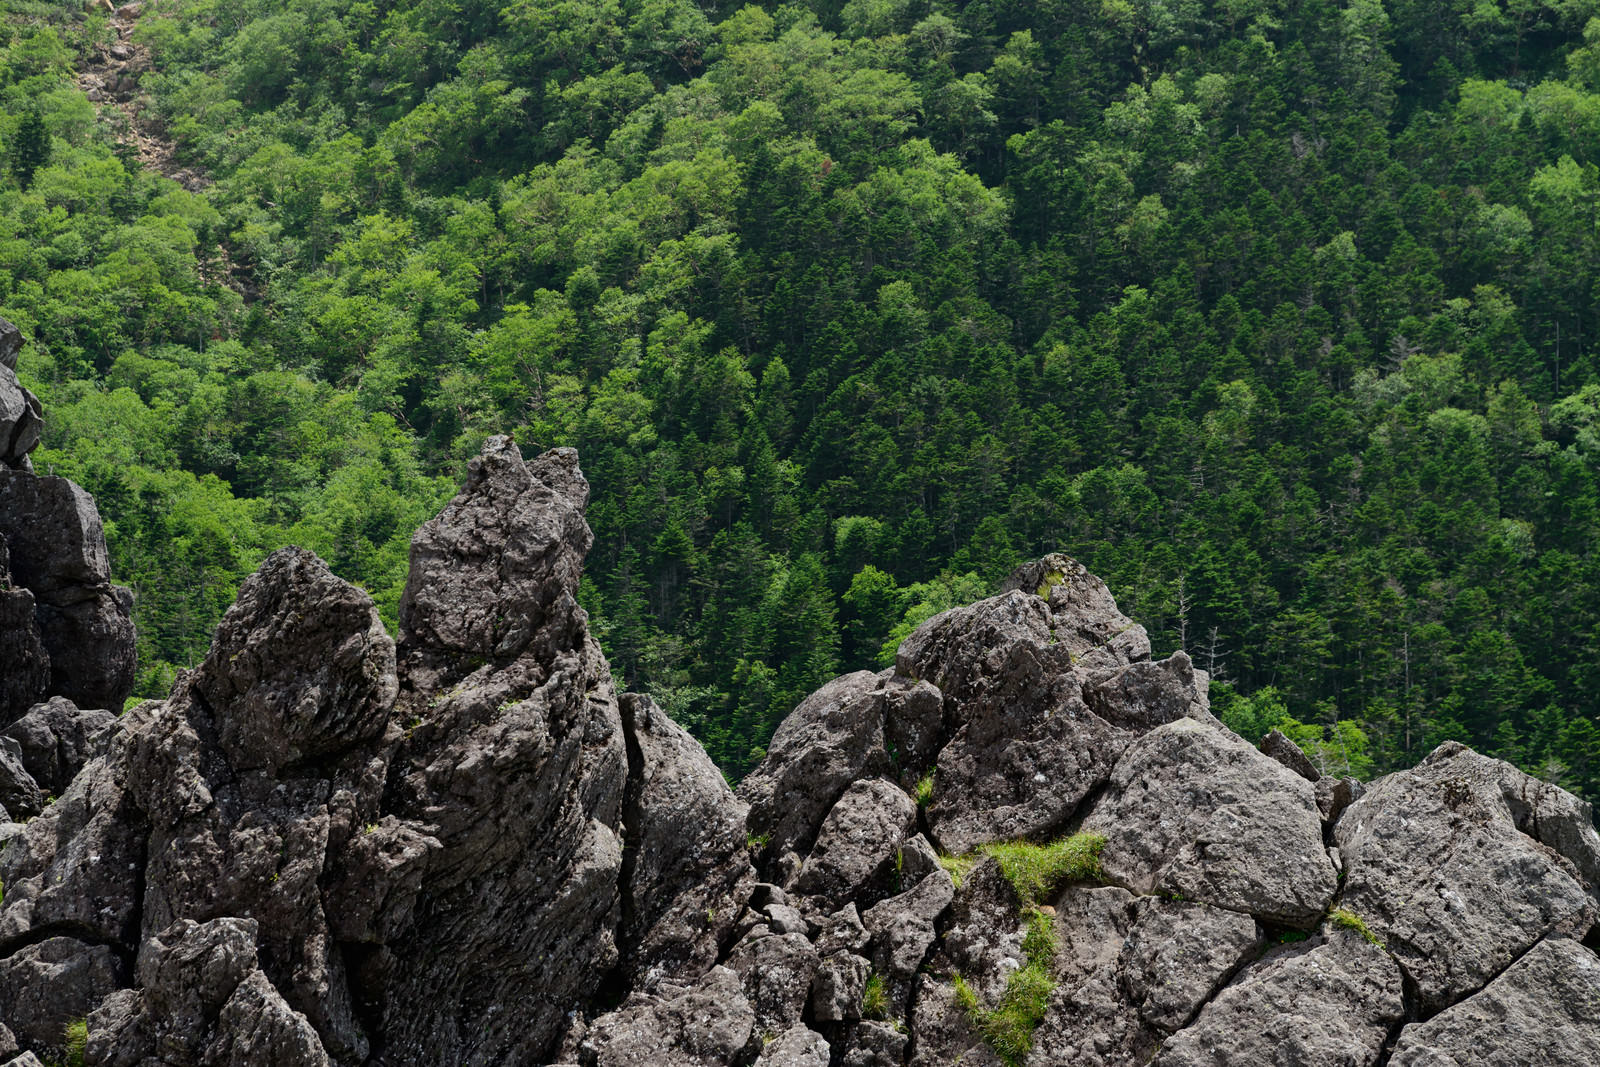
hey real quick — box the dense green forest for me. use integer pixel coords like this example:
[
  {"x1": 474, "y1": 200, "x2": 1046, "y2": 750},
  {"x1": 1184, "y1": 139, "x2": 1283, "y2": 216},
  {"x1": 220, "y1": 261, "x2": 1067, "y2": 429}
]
[{"x1": 6, "y1": 0, "x2": 1600, "y2": 793}]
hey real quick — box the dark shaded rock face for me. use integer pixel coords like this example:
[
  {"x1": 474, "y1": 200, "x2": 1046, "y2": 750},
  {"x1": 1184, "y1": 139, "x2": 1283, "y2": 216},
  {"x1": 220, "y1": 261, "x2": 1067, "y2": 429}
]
[
  {"x1": 2, "y1": 419, "x2": 1598, "y2": 1067},
  {"x1": 0, "y1": 320, "x2": 135, "y2": 716}
]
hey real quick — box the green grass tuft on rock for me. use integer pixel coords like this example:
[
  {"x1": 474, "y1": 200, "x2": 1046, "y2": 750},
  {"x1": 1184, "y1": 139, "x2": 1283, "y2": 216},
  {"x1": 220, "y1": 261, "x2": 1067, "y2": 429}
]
[
  {"x1": 953, "y1": 907, "x2": 1059, "y2": 1067},
  {"x1": 982, "y1": 831, "x2": 1106, "y2": 906},
  {"x1": 1329, "y1": 907, "x2": 1384, "y2": 948}
]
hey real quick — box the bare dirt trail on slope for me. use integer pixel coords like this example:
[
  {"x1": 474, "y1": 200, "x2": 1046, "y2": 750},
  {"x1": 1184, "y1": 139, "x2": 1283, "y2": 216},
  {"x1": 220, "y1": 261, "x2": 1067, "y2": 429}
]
[
  {"x1": 76, "y1": 1, "x2": 207, "y2": 190},
  {"x1": 76, "y1": 2, "x2": 250, "y2": 296}
]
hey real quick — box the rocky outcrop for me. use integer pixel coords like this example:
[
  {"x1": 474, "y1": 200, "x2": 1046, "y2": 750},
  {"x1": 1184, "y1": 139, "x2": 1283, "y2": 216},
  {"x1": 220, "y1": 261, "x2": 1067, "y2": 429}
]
[
  {"x1": 2, "y1": 407, "x2": 1598, "y2": 1067},
  {"x1": 0, "y1": 317, "x2": 135, "y2": 715}
]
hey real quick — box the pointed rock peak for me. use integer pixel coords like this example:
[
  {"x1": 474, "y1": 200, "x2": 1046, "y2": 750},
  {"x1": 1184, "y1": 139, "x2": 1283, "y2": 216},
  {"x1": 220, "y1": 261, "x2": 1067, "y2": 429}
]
[
  {"x1": 398, "y1": 435, "x2": 593, "y2": 678},
  {"x1": 1001, "y1": 552, "x2": 1150, "y2": 665},
  {"x1": 194, "y1": 546, "x2": 396, "y2": 775}
]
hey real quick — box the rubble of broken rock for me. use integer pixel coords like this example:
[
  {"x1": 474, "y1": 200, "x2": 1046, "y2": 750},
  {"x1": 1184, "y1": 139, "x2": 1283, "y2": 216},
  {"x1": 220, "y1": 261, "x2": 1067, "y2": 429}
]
[{"x1": 1, "y1": 318, "x2": 1598, "y2": 1065}]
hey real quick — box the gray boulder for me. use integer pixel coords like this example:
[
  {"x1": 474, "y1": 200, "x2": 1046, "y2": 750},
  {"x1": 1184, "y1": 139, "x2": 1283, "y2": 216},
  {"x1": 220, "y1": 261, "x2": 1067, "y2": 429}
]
[
  {"x1": 192, "y1": 546, "x2": 397, "y2": 775},
  {"x1": 0, "y1": 471, "x2": 135, "y2": 710},
  {"x1": 1261, "y1": 727, "x2": 1320, "y2": 782},
  {"x1": 892, "y1": 570, "x2": 1198, "y2": 853},
  {"x1": 737, "y1": 670, "x2": 895, "y2": 862},
  {"x1": 617, "y1": 693, "x2": 754, "y2": 990},
  {"x1": 1083, "y1": 717, "x2": 1339, "y2": 925},
  {"x1": 1082, "y1": 651, "x2": 1213, "y2": 731},
  {"x1": 1389, "y1": 936, "x2": 1600, "y2": 1065},
  {"x1": 0, "y1": 722, "x2": 147, "y2": 948},
  {"x1": 1336, "y1": 742, "x2": 1600, "y2": 1012},
  {"x1": 124, "y1": 549, "x2": 398, "y2": 1063},
  {"x1": 583, "y1": 965, "x2": 756, "y2": 1067},
  {"x1": 755, "y1": 1027, "x2": 830, "y2": 1066},
  {"x1": 1120, "y1": 897, "x2": 1261, "y2": 1032},
  {"x1": 1153, "y1": 932, "x2": 1404, "y2": 1067},
  {"x1": 724, "y1": 928, "x2": 821, "y2": 1034},
  {"x1": 0, "y1": 317, "x2": 21, "y2": 371},
  {"x1": 810, "y1": 951, "x2": 870, "y2": 1022},
  {"x1": 1024, "y1": 885, "x2": 1153, "y2": 1067},
  {"x1": 0, "y1": 576, "x2": 48, "y2": 725},
  {"x1": 792, "y1": 777, "x2": 916, "y2": 907},
  {"x1": 0, "y1": 695, "x2": 116, "y2": 796},
  {"x1": 0, "y1": 363, "x2": 41, "y2": 470},
  {"x1": 924, "y1": 628, "x2": 1123, "y2": 853},
  {"x1": 863, "y1": 866, "x2": 955, "y2": 980},
  {"x1": 909, "y1": 975, "x2": 1001, "y2": 1067},
  {"x1": 88, "y1": 916, "x2": 331, "y2": 1067},
  {"x1": 998, "y1": 553, "x2": 1151, "y2": 669},
  {"x1": 0, "y1": 937, "x2": 120, "y2": 1059},
  {"x1": 0, "y1": 736, "x2": 41, "y2": 819}
]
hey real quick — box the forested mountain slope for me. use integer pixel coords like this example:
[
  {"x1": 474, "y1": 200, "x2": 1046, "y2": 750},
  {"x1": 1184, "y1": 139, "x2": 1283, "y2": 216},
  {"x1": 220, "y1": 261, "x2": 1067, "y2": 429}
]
[{"x1": 5, "y1": 0, "x2": 1600, "y2": 786}]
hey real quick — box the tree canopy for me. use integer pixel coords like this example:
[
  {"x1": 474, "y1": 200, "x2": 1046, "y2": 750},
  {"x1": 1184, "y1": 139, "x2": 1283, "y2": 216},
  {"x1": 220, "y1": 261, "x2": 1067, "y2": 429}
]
[{"x1": 7, "y1": 0, "x2": 1600, "y2": 793}]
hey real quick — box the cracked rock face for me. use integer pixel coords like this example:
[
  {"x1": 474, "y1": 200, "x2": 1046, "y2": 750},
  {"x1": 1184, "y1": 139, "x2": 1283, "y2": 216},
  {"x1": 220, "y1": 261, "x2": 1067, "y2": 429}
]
[
  {"x1": 1336, "y1": 741, "x2": 1600, "y2": 1012},
  {"x1": 4, "y1": 419, "x2": 1600, "y2": 1067}
]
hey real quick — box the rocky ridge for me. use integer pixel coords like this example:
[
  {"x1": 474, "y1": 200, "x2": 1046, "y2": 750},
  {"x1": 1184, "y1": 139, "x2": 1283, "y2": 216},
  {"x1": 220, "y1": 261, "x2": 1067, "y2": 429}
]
[{"x1": 1, "y1": 313, "x2": 1599, "y2": 1064}]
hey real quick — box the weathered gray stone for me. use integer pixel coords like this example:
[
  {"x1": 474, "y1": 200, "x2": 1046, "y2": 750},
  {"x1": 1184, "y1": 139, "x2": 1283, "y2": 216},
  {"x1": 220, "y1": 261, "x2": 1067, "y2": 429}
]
[
  {"x1": 1153, "y1": 932, "x2": 1404, "y2": 1067},
  {"x1": 618, "y1": 692, "x2": 754, "y2": 990},
  {"x1": 395, "y1": 434, "x2": 593, "y2": 687},
  {"x1": 793, "y1": 777, "x2": 916, "y2": 907},
  {"x1": 893, "y1": 575, "x2": 1195, "y2": 853},
  {"x1": 999, "y1": 553, "x2": 1151, "y2": 669},
  {"x1": 898, "y1": 832, "x2": 941, "y2": 888},
  {"x1": 811, "y1": 951, "x2": 871, "y2": 1022},
  {"x1": 583, "y1": 965, "x2": 756, "y2": 1067},
  {"x1": 863, "y1": 867, "x2": 955, "y2": 980},
  {"x1": 0, "y1": 937, "x2": 121, "y2": 1058},
  {"x1": 1261, "y1": 727, "x2": 1320, "y2": 782},
  {"x1": 1316, "y1": 774, "x2": 1363, "y2": 823},
  {"x1": 926, "y1": 643, "x2": 1122, "y2": 853},
  {"x1": 204, "y1": 972, "x2": 334, "y2": 1066},
  {"x1": 0, "y1": 317, "x2": 22, "y2": 371},
  {"x1": 0, "y1": 736, "x2": 41, "y2": 818},
  {"x1": 116, "y1": 551, "x2": 401, "y2": 1064},
  {"x1": 895, "y1": 589, "x2": 1055, "y2": 713},
  {"x1": 765, "y1": 901, "x2": 809, "y2": 935},
  {"x1": 1337, "y1": 742, "x2": 1600, "y2": 1012},
  {"x1": 1119, "y1": 897, "x2": 1261, "y2": 1032},
  {"x1": 841, "y1": 1020, "x2": 908, "y2": 1067},
  {"x1": 1389, "y1": 936, "x2": 1600, "y2": 1066},
  {"x1": 194, "y1": 546, "x2": 397, "y2": 775},
  {"x1": 738, "y1": 670, "x2": 893, "y2": 861},
  {"x1": 937, "y1": 858, "x2": 1031, "y2": 1003},
  {"x1": 0, "y1": 727, "x2": 146, "y2": 948},
  {"x1": 0, "y1": 365, "x2": 41, "y2": 469},
  {"x1": 909, "y1": 974, "x2": 1001, "y2": 1067},
  {"x1": 813, "y1": 902, "x2": 870, "y2": 956},
  {"x1": 0, "y1": 696, "x2": 116, "y2": 797},
  {"x1": 0, "y1": 471, "x2": 134, "y2": 709},
  {"x1": 724, "y1": 929, "x2": 821, "y2": 1034},
  {"x1": 87, "y1": 916, "x2": 336, "y2": 1067},
  {"x1": 372, "y1": 438, "x2": 629, "y2": 1066},
  {"x1": 1023, "y1": 884, "x2": 1157, "y2": 1067},
  {"x1": 755, "y1": 1027, "x2": 831, "y2": 1067},
  {"x1": 0, "y1": 580, "x2": 48, "y2": 725},
  {"x1": 1082, "y1": 651, "x2": 1213, "y2": 730},
  {"x1": 1084, "y1": 717, "x2": 1339, "y2": 925}
]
